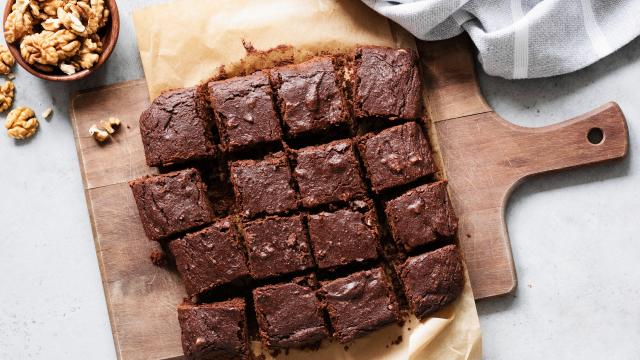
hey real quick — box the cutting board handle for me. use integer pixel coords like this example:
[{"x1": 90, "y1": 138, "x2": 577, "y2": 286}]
[{"x1": 508, "y1": 102, "x2": 629, "y2": 183}]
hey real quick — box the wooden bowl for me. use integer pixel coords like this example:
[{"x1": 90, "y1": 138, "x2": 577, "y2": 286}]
[{"x1": 2, "y1": 0, "x2": 119, "y2": 81}]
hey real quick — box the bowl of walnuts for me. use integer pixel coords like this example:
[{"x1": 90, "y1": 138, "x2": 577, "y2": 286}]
[{"x1": 2, "y1": 0, "x2": 119, "y2": 81}]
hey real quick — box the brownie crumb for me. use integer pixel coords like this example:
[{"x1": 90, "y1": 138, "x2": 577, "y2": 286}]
[{"x1": 149, "y1": 249, "x2": 167, "y2": 267}]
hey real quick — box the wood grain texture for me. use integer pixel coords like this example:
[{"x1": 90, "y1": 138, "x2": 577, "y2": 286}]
[{"x1": 69, "y1": 37, "x2": 629, "y2": 359}]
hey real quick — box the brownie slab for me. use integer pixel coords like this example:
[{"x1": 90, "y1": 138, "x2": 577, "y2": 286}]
[
  {"x1": 307, "y1": 205, "x2": 379, "y2": 269},
  {"x1": 357, "y1": 121, "x2": 436, "y2": 193},
  {"x1": 139, "y1": 87, "x2": 216, "y2": 167},
  {"x1": 293, "y1": 139, "x2": 366, "y2": 208},
  {"x1": 241, "y1": 215, "x2": 314, "y2": 280},
  {"x1": 129, "y1": 168, "x2": 213, "y2": 241},
  {"x1": 230, "y1": 153, "x2": 298, "y2": 218},
  {"x1": 353, "y1": 46, "x2": 422, "y2": 119},
  {"x1": 170, "y1": 218, "x2": 249, "y2": 297},
  {"x1": 178, "y1": 298, "x2": 249, "y2": 360},
  {"x1": 319, "y1": 267, "x2": 400, "y2": 343},
  {"x1": 396, "y1": 245, "x2": 464, "y2": 319},
  {"x1": 271, "y1": 57, "x2": 348, "y2": 138},
  {"x1": 208, "y1": 72, "x2": 282, "y2": 153},
  {"x1": 385, "y1": 181, "x2": 458, "y2": 252},
  {"x1": 253, "y1": 282, "x2": 327, "y2": 349}
]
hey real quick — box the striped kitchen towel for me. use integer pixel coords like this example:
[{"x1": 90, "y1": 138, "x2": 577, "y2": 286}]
[{"x1": 362, "y1": 0, "x2": 640, "y2": 79}]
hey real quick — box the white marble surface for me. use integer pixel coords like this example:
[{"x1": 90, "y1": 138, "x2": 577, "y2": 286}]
[{"x1": 0, "y1": 1, "x2": 637, "y2": 359}]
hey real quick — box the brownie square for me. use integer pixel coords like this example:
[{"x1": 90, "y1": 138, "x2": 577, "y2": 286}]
[
  {"x1": 396, "y1": 245, "x2": 464, "y2": 319},
  {"x1": 357, "y1": 121, "x2": 436, "y2": 193},
  {"x1": 293, "y1": 139, "x2": 366, "y2": 208},
  {"x1": 129, "y1": 168, "x2": 213, "y2": 241},
  {"x1": 177, "y1": 298, "x2": 249, "y2": 360},
  {"x1": 208, "y1": 72, "x2": 282, "y2": 153},
  {"x1": 353, "y1": 46, "x2": 422, "y2": 119},
  {"x1": 139, "y1": 87, "x2": 216, "y2": 167},
  {"x1": 319, "y1": 267, "x2": 400, "y2": 343},
  {"x1": 271, "y1": 57, "x2": 348, "y2": 138},
  {"x1": 241, "y1": 215, "x2": 314, "y2": 280},
  {"x1": 169, "y1": 218, "x2": 249, "y2": 297},
  {"x1": 253, "y1": 282, "x2": 327, "y2": 349},
  {"x1": 385, "y1": 181, "x2": 458, "y2": 252},
  {"x1": 229, "y1": 153, "x2": 298, "y2": 218},
  {"x1": 307, "y1": 204, "x2": 379, "y2": 269}
]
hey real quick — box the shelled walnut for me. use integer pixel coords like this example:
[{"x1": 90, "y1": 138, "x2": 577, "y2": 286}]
[
  {"x1": 0, "y1": 46, "x2": 16, "y2": 75},
  {"x1": 89, "y1": 117, "x2": 120, "y2": 142},
  {"x1": 4, "y1": 0, "x2": 110, "y2": 74},
  {"x1": 0, "y1": 81, "x2": 15, "y2": 112},
  {"x1": 5, "y1": 106, "x2": 38, "y2": 139}
]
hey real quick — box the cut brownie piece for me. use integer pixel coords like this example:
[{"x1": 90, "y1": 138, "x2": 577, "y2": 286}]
[
  {"x1": 208, "y1": 71, "x2": 282, "y2": 153},
  {"x1": 307, "y1": 204, "x2": 379, "y2": 269},
  {"x1": 271, "y1": 57, "x2": 348, "y2": 138},
  {"x1": 319, "y1": 267, "x2": 400, "y2": 343},
  {"x1": 169, "y1": 218, "x2": 249, "y2": 297},
  {"x1": 357, "y1": 121, "x2": 436, "y2": 193},
  {"x1": 177, "y1": 298, "x2": 249, "y2": 360},
  {"x1": 139, "y1": 87, "x2": 216, "y2": 167},
  {"x1": 293, "y1": 139, "x2": 366, "y2": 208},
  {"x1": 396, "y1": 245, "x2": 464, "y2": 319},
  {"x1": 241, "y1": 215, "x2": 314, "y2": 280},
  {"x1": 129, "y1": 168, "x2": 213, "y2": 241},
  {"x1": 229, "y1": 153, "x2": 298, "y2": 218},
  {"x1": 253, "y1": 282, "x2": 327, "y2": 349},
  {"x1": 385, "y1": 181, "x2": 458, "y2": 252},
  {"x1": 353, "y1": 46, "x2": 422, "y2": 119}
]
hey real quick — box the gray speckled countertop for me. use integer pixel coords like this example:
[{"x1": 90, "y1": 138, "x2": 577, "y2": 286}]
[{"x1": 0, "y1": 1, "x2": 637, "y2": 358}]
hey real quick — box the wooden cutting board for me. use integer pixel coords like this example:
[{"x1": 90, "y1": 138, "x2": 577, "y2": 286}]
[{"x1": 70, "y1": 36, "x2": 628, "y2": 359}]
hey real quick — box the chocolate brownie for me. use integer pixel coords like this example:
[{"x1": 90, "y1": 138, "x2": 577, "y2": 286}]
[
  {"x1": 396, "y1": 245, "x2": 464, "y2": 319},
  {"x1": 129, "y1": 168, "x2": 213, "y2": 241},
  {"x1": 293, "y1": 139, "x2": 366, "y2": 208},
  {"x1": 208, "y1": 72, "x2": 282, "y2": 153},
  {"x1": 253, "y1": 282, "x2": 327, "y2": 348},
  {"x1": 271, "y1": 57, "x2": 348, "y2": 138},
  {"x1": 357, "y1": 121, "x2": 436, "y2": 193},
  {"x1": 169, "y1": 218, "x2": 249, "y2": 297},
  {"x1": 385, "y1": 181, "x2": 458, "y2": 252},
  {"x1": 139, "y1": 87, "x2": 216, "y2": 167},
  {"x1": 241, "y1": 215, "x2": 314, "y2": 280},
  {"x1": 353, "y1": 46, "x2": 422, "y2": 119},
  {"x1": 229, "y1": 153, "x2": 298, "y2": 218},
  {"x1": 307, "y1": 204, "x2": 379, "y2": 269},
  {"x1": 177, "y1": 298, "x2": 249, "y2": 360},
  {"x1": 319, "y1": 267, "x2": 400, "y2": 343}
]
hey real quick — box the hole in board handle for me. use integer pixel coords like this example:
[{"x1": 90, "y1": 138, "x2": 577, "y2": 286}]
[{"x1": 587, "y1": 127, "x2": 604, "y2": 145}]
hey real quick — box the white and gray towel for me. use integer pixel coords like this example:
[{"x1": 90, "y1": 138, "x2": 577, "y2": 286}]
[{"x1": 362, "y1": 0, "x2": 640, "y2": 79}]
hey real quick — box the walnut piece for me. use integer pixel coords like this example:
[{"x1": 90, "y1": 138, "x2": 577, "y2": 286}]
[
  {"x1": 20, "y1": 29, "x2": 80, "y2": 66},
  {"x1": 42, "y1": 107, "x2": 53, "y2": 119},
  {"x1": 0, "y1": 46, "x2": 16, "y2": 75},
  {"x1": 5, "y1": 106, "x2": 38, "y2": 139},
  {"x1": 0, "y1": 81, "x2": 15, "y2": 112},
  {"x1": 89, "y1": 117, "x2": 120, "y2": 142},
  {"x1": 89, "y1": 124, "x2": 108, "y2": 142},
  {"x1": 71, "y1": 35, "x2": 101, "y2": 69},
  {"x1": 4, "y1": 0, "x2": 35, "y2": 43},
  {"x1": 57, "y1": 6, "x2": 86, "y2": 35}
]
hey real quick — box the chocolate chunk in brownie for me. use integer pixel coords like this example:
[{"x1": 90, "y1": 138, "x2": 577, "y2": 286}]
[
  {"x1": 208, "y1": 72, "x2": 282, "y2": 153},
  {"x1": 178, "y1": 298, "x2": 249, "y2": 360},
  {"x1": 353, "y1": 46, "x2": 422, "y2": 119},
  {"x1": 229, "y1": 153, "x2": 298, "y2": 219},
  {"x1": 253, "y1": 282, "x2": 327, "y2": 349},
  {"x1": 293, "y1": 139, "x2": 366, "y2": 208},
  {"x1": 139, "y1": 87, "x2": 216, "y2": 167},
  {"x1": 396, "y1": 245, "x2": 464, "y2": 319},
  {"x1": 319, "y1": 267, "x2": 400, "y2": 343},
  {"x1": 307, "y1": 204, "x2": 379, "y2": 270},
  {"x1": 129, "y1": 168, "x2": 213, "y2": 241},
  {"x1": 357, "y1": 121, "x2": 436, "y2": 193},
  {"x1": 271, "y1": 57, "x2": 348, "y2": 138},
  {"x1": 385, "y1": 181, "x2": 457, "y2": 252},
  {"x1": 170, "y1": 218, "x2": 249, "y2": 297},
  {"x1": 241, "y1": 215, "x2": 314, "y2": 280}
]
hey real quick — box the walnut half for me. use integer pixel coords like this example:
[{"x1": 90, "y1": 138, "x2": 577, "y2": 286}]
[
  {"x1": 5, "y1": 106, "x2": 39, "y2": 140},
  {"x1": 0, "y1": 45, "x2": 16, "y2": 75},
  {"x1": 0, "y1": 81, "x2": 15, "y2": 112}
]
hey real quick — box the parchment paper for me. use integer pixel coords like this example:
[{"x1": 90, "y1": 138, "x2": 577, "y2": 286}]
[{"x1": 133, "y1": 1, "x2": 482, "y2": 359}]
